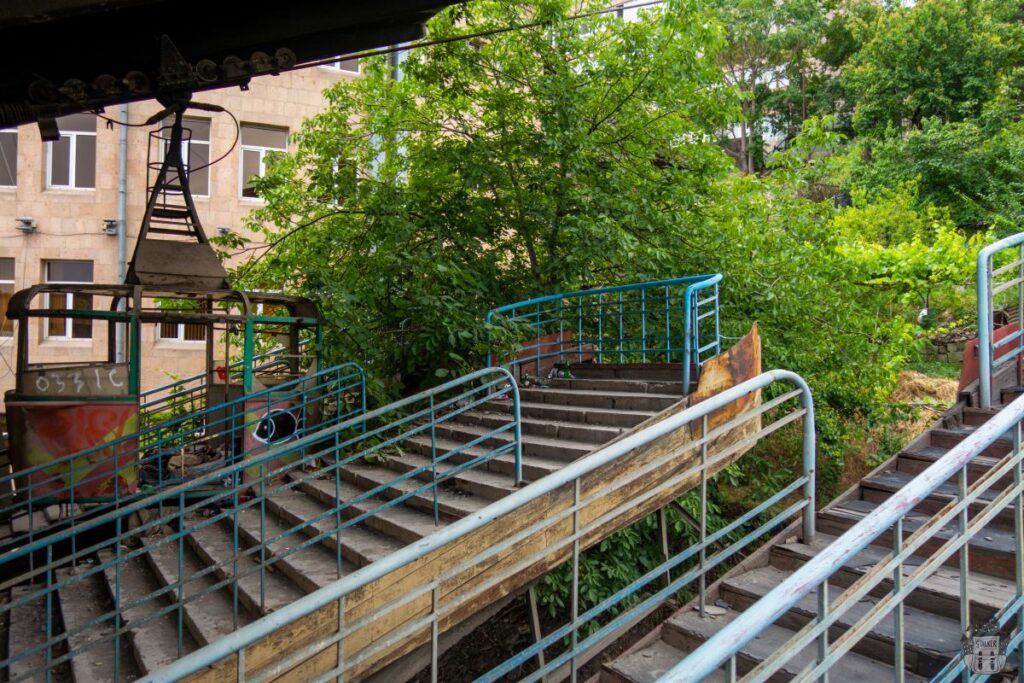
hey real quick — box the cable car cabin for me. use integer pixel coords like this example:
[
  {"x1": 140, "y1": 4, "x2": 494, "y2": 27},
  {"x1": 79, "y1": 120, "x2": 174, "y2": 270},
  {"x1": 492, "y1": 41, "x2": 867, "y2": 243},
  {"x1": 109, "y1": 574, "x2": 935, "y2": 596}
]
[{"x1": 3, "y1": 283, "x2": 322, "y2": 506}]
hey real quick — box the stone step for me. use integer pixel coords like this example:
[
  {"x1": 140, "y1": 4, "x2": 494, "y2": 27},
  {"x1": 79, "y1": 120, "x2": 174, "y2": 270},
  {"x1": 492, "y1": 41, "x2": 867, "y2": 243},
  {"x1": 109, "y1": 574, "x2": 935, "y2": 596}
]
[
  {"x1": 567, "y1": 363, "x2": 685, "y2": 383},
  {"x1": 896, "y1": 445, "x2": 1003, "y2": 486},
  {"x1": 428, "y1": 421, "x2": 593, "y2": 462},
  {"x1": 860, "y1": 469, "x2": 1012, "y2": 524},
  {"x1": 719, "y1": 565, "x2": 963, "y2": 678},
  {"x1": 480, "y1": 400, "x2": 655, "y2": 429},
  {"x1": 265, "y1": 487, "x2": 404, "y2": 567},
  {"x1": 338, "y1": 459, "x2": 487, "y2": 521},
  {"x1": 928, "y1": 427, "x2": 1012, "y2": 458},
  {"x1": 7, "y1": 585, "x2": 64, "y2": 683},
  {"x1": 57, "y1": 566, "x2": 139, "y2": 682},
  {"x1": 379, "y1": 449, "x2": 518, "y2": 501},
  {"x1": 600, "y1": 638, "x2": 713, "y2": 683},
  {"x1": 770, "y1": 533, "x2": 1016, "y2": 624},
  {"x1": 185, "y1": 517, "x2": 304, "y2": 617},
  {"x1": 299, "y1": 475, "x2": 448, "y2": 545},
  {"x1": 458, "y1": 410, "x2": 624, "y2": 445},
  {"x1": 145, "y1": 536, "x2": 253, "y2": 646},
  {"x1": 97, "y1": 549, "x2": 199, "y2": 675},
  {"x1": 517, "y1": 388, "x2": 679, "y2": 412},
  {"x1": 664, "y1": 605, "x2": 927, "y2": 682},
  {"x1": 547, "y1": 377, "x2": 684, "y2": 395},
  {"x1": 817, "y1": 499, "x2": 1017, "y2": 580},
  {"x1": 231, "y1": 504, "x2": 353, "y2": 594},
  {"x1": 402, "y1": 434, "x2": 561, "y2": 482}
]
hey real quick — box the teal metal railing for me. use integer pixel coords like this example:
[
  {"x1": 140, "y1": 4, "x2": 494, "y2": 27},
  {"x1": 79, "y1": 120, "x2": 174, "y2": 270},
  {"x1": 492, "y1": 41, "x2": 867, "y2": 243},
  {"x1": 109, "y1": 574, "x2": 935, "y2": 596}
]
[
  {"x1": 485, "y1": 275, "x2": 722, "y2": 392},
  {"x1": 139, "y1": 370, "x2": 807, "y2": 683},
  {"x1": 977, "y1": 232, "x2": 1024, "y2": 408},
  {"x1": 0, "y1": 367, "x2": 521, "y2": 683},
  {"x1": 0, "y1": 361, "x2": 366, "y2": 554},
  {"x1": 138, "y1": 343, "x2": 309, "y2": 431}
]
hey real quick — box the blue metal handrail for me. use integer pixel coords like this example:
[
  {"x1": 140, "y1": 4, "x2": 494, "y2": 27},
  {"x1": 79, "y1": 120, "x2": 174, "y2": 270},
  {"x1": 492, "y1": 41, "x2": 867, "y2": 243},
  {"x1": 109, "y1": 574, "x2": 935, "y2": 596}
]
[
  {"x1": 141, "y1": 369, "x2": 811, "y2": 683},
  {"x1": 0, "y1": 366, "x2": 521, "y2": 683},
  {"x1": 658, "y1": 393, "x2": 1024, "y2": 682},
  {"x1": 977, "y1": 232, "x2": 1024, "y2": 408},
  {"x1": 485, "y1": 275, "x2": 722, "y2": 391}
]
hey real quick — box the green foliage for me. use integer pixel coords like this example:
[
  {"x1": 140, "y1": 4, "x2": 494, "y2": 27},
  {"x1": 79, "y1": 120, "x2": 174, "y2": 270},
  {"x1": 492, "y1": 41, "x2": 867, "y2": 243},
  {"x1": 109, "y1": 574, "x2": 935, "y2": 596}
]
[
  {"x1": 843, "y1": 0, "x2": 1023, "y2": 136},
  {"x1": 234, "y1": 0, "x2": 738, "y2": 397}
]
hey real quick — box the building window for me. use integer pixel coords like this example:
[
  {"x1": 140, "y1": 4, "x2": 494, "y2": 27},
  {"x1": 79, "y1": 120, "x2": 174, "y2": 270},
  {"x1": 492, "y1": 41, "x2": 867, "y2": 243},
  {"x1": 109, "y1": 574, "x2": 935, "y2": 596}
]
[
  {"x1": 240, "y1": 124, "x2": 288, "y2": 199},
  {"x1": 47, "y1": 114, "x2": 96, "y2": 189},
  {"x1": 44, "y1": 260, "x2": 93, "y2": 339},
  {"x1": 157, "y1": 321, "x2": 207, "y2": 342},
  {"x1": 0, "y1": 258, "x2": 13, "y2": 337},
  {"x1": 0, "y1": 128, "x2": 17, "y2": 187},
  {"x1": 162, "y1": 117, "x2": 211, "y2": 196},
  {"x1": 322, "y1": 57, "x2": 360, "y2": 73}
]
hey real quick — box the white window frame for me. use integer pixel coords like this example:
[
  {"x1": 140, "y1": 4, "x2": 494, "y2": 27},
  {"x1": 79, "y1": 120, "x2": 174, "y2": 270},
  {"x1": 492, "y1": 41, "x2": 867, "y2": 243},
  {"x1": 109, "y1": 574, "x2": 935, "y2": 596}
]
[
  {"x1": 156, "y1": 321, "x2": 206, "y2": 343},
  {"x1": 46, "y1": 128, "x2": 97, "y2": 190},
  {"x1": 239, "y1": 128, "x2": 288, "y2": 200},
  {"x1": 0, "y1": 128, "x2": 17, "y2": 188},
  {"x1": 0, "y1": 257, "x2": 14, "y2": 338},
  {"x1": 43, "y1": 261, "x2": 93, "y2": 341},
  {"x1": 320, "y1": 57, "x2": 361, "y2": 74}
]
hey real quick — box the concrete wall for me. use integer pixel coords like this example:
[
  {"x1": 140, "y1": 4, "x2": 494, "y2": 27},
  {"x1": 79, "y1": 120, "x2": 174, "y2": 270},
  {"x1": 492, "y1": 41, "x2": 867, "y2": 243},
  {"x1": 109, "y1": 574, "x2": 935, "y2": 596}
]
[{"x1": 0, "y1": 65, "x2": 358, "y2": 396}]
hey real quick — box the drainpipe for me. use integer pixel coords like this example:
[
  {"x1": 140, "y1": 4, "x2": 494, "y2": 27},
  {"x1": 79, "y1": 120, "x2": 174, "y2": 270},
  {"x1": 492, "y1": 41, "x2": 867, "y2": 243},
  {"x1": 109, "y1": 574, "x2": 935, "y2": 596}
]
[{"x1": 115, "y1": 103, "x2": 128, "y2": 363}]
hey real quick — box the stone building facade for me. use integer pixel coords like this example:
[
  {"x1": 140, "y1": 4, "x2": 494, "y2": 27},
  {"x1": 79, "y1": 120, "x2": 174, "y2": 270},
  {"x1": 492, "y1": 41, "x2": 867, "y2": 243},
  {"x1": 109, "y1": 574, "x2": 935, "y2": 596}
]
[{"x1": 0, "y1": 61, "x2": 359, "y2": 397}]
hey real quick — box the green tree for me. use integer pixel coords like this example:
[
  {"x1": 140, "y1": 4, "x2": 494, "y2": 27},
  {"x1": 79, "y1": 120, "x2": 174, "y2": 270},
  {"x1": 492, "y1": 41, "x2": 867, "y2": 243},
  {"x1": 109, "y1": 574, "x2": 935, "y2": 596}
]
[
  {"x1": 843, "y1": 0, "x2": 1022, "y2": 136},
  {"x1": 236, "y1": 0, "x2": 737, "y2": 393}
]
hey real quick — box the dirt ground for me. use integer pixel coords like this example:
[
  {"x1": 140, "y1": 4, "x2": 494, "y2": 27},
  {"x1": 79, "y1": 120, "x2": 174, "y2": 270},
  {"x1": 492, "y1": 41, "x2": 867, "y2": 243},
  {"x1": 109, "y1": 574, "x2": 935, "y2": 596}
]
[{"x1": 837, "y1": 369, "x2": 959, "y2": 493}]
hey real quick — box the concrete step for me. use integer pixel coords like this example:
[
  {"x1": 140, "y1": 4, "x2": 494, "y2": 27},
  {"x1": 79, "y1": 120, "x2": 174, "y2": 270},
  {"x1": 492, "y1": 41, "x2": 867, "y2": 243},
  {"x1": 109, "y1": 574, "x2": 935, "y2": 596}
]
[
  {"x1": 896, "y1": 445, "x2": 1003, "y2": 486},
  {"x1": 860, "y1": 469, "x2": 1011, "y2": 524},
  {"x1": 817, "y1": 499, "x2": 1017, "y2": 580},
  {"x1": 928, "y1": 427, "x2": 1012, "y2": 459},
  {"x1": 265, "y1": 487, "x2": 404, "y2": 567},
  {"x1": 231, "y1": 504, "x2": 353, "y2": 594},
  {"x1": 600, "y1": 638, "x2": 713, "y2": 683},
  {"x1": 770, "y1": 533, "x2": 1017, "y2": 624},
  {"x1": 299, "y1": 475, "x2": 448, "y2": 545},
  {"x1": 402, "y1": 434, "x2": 561, "y2": 482},
  {"x1": 479, "y1": 400, "x2": 655, "y2": 429},
  {"x1": 458, "y1": 410, "x2": 624, "y2": 445},
  {"x1": 379, "y1": 450, "x2": 518, "y2": 501},
  {"x1": 517, "y1": 388, "x2": 679, "y2": 412},
  {"x1": 7, "y1": 585, "x2": 65, "y2": 683},
  {"x1": 57, "y1": 566, "x2": 139, "y2": 682},
  {"x1": 145, "y1": 536, "x2": 253, "y2": 646},
  {"x1": 567, "y1": 363, "x2": 684, "y2": 383},
  {"x1": 664, "y1": 605, "x2": 927, "y2": 682},
  {"x1": 547, "y1": 377, "x2": 684, "y2": 395},
  {"x1": 338, "y1": 459, "x2": 487, "y2": 521},
  {"x1": 97, "y1": 549, "x2": 198, "y2": 675},
  {"x1": 719, "y1": 565, "x2": 963, "y2": 678},
  {"x1": 427, "y1": 421, "x2": 593, "y2": 462},
  {"x1": 185, "y1": 517, "x2": 304, "y2": 617}
]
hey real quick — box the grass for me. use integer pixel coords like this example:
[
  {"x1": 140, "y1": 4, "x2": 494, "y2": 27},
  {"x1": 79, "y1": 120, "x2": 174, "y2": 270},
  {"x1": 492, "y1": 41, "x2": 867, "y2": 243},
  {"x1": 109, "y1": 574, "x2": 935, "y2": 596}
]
[{"x1": 905, "y1": 359, "x2": 961, "y2": 380}]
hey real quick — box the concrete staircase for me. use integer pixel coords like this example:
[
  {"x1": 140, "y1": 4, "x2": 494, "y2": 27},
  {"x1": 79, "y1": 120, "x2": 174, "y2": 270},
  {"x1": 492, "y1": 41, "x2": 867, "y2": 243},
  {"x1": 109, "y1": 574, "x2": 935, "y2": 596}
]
[
  {"x1": 2, "y1": 363, "x2": 685, "y2": 682},
  {"x1": 596, "y1": 402, "x2": 1018, "y2": 683}
]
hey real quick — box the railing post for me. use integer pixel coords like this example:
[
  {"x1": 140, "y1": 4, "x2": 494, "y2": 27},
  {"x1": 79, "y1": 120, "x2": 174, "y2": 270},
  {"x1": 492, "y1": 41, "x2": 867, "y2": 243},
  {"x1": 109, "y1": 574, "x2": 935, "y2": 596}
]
[
  {"x1": 817, "y1": 578, "x2": 829, "y2": 683},
  {"x1": 570, "y1": 477, "x2": 581, "y2": 683},
  {"x1": 698, "y1": 414, "x2": 708, "y2": 616},
  {"x1": 430, "y1": 394, "x2": 439, "y2": 525},
  {"x1": 893, "y1": 518, "x2": 904, "y2": 683},
  {"x1": 979, "y1": 248, "x2": 994, "y2": 408},
  {"x1": 802, "y1": 383, "x2": 817, "y2": 543},
  {"x1": 1015, "y1": 420, "x2": 1024, "y2": 678}
]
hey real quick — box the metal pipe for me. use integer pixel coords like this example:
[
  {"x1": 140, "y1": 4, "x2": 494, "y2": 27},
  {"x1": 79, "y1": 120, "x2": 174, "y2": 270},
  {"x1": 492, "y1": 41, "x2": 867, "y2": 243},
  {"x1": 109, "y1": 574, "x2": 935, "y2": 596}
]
[
  {"x1": 977, "y1": 232, "x2": 1024, "y2": 408},
  {"x1": 140, "y1": 369, "x2": 814, "y2": 683},
  {"x1": 115, "y1": 103, "x2": 128, "y2": 362},
  {"x1": 659, "y1": 388, "x2": 1024, "y2": 683}
]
